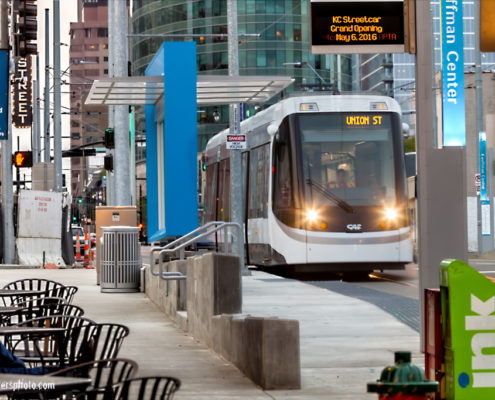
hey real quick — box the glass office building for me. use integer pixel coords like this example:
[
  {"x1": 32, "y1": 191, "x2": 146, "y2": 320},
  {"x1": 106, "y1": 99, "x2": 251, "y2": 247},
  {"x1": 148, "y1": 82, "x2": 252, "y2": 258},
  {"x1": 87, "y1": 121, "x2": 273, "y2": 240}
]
[
  {"x1": 357, "y1": 0, "x2": 495, "y2": 135},
  {"x1": 131, "y1": 0, "x2": 353, "y2": 151}
]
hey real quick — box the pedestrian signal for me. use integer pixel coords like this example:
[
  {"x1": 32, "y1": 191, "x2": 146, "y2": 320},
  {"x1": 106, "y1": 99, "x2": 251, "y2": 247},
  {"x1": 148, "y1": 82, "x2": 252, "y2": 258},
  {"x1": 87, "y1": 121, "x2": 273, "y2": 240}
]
[
  {"x1": 104, "y1": 128, "x2": 115, "y2": 149},
  {"x1": 12, "y1": 151, "x2": 33, "y2": 167}
]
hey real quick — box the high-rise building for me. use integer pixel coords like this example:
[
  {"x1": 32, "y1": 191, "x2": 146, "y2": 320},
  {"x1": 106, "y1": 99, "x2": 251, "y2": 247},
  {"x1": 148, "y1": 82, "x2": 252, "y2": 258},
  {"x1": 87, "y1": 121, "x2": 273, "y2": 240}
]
[
  {"x1": 357, "y1": 0, "x2": 495, "y2": 135},
  {"x1": 69, "y1": 0, "x2": 109, "y2": 212},
  {"x1": 130, "y1": 0, "x2": 354, "y2": 151}
]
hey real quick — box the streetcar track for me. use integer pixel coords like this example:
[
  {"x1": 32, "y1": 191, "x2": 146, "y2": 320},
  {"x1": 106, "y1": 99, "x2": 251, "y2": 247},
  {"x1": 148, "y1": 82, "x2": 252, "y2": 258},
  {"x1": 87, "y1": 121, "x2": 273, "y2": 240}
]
[{"x1": 368, "y1": 272, "x2": 417, "y2": 287}]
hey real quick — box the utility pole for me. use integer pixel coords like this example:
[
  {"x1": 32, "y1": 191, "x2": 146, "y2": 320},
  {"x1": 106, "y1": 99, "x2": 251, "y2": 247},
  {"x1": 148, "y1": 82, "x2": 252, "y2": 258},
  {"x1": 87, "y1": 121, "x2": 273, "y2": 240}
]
[
  {"x1": 416, "y1": 0, "x2": 467, "y2": 348},
  {"x1": 474, "y1": 0, "x2": 493, "y2": 252},
  {"x1": 43, "y1": 8, "x2": 50, "y2": 163},
  {"x1": 32, "y1": 54, "x2": 40, "y2": 163},
  {"x1": 111, "y1": 0, "x2": 130, "y2": 206},
  {"x1": 106, "y1": 0, "x2": 114, "y2": 205},
  {"x1": 227, "y1": 0, "x2": 248, "y2": 275},
  {"x1": 53, "y1": 0, "x2": 62, "y2": 191},
  {"x1": 1, "y1": 0, "x2": 14, "y2": 263}
]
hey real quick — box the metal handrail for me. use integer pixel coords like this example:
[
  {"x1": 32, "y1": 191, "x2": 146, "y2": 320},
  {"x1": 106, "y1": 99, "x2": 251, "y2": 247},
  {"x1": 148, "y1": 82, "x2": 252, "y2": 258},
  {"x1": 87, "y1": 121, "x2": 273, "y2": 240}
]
[
  {"x1": 148, "y1": 221, "x2": 224, "y2": 276},
  {"x1": 149, "y1": 221, "x2": 242, "y2": 280}
]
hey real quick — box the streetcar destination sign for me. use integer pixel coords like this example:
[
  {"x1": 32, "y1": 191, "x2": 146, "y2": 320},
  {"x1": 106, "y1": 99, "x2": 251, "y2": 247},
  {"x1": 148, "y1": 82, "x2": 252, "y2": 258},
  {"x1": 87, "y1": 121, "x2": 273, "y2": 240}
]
[
  {"x1": 310, "y1": 0, "x2": 405, "y2": 54},
  {"x1": 345, "y1": 115, "x2": 384, "y2": 126}
]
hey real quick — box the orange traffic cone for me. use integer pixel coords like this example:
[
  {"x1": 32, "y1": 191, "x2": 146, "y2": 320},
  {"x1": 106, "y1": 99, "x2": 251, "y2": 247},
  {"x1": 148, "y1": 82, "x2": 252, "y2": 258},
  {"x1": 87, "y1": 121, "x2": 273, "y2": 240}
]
[
  {"x1": 75, "y1": 231, "x2": 82, "y2": 261},
  {"x1": 83, "y1": 232, "x2": 90, "y2": 267},
  {"x1": 85, "y1": 246, "x2": 96, "y2": 269}
]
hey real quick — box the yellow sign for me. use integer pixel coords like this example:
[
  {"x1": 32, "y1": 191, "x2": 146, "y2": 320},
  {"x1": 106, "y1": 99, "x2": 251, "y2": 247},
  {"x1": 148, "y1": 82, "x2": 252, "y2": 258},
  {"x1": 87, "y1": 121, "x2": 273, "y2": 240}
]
[{"x1": 345, "y1": 115, "x2": 383, "y2": 126}]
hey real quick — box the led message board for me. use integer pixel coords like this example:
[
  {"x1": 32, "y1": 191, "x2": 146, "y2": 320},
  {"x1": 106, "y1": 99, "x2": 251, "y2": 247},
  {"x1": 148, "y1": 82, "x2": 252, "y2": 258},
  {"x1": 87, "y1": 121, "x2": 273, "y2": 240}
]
[{"x1": 311, "y1": 0, "x2": 405, "y2": 54}]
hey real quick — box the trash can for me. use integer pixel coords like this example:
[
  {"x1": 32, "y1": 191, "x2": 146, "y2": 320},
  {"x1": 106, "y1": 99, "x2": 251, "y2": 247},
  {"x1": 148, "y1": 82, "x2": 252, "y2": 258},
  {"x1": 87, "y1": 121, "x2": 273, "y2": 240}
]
[
  {"x1": 100, "y1": 226, "x2": 141, "y2": 293},
  {"x1": 95, "y1": 206, "x2": 137, "y2": 285}
]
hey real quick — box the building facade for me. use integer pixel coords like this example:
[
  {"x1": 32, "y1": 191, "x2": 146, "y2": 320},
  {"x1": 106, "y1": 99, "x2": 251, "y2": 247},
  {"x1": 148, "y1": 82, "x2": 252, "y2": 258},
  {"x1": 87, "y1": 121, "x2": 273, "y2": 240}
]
[
  {"x1": 357, "y1": 0, "x2": 495, "y2": 135},
  {"x1": 69, "y1": 0, "x2": 109, "y2": 220},
  {"x1": 130, "y1": 0, "x2": 353, "y2": 152}
]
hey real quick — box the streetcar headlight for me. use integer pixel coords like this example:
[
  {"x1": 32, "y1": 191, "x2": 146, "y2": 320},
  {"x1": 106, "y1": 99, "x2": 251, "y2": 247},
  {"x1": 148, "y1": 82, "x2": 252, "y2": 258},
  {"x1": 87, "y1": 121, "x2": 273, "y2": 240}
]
[
  {"x1": 305, "y1": 208, "x2": 319, "y2": 224},
  {"x1": 383, "y1": 206, "x2": 399, "y2": 222}
]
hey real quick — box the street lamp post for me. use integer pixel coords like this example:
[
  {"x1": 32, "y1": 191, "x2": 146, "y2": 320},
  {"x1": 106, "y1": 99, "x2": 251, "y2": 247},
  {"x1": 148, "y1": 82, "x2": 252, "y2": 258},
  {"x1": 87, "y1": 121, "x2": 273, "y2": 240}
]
[{"x1": 53, "y1": 0, "x2": 63, "y2": 192}]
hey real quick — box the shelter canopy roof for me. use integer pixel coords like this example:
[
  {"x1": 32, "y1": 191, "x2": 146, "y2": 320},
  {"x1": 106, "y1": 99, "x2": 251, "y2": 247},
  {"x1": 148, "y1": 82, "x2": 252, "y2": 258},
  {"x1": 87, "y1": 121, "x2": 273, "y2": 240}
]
[{"x1": 85, "y1": 75, "x2": 294, "y2": 106}]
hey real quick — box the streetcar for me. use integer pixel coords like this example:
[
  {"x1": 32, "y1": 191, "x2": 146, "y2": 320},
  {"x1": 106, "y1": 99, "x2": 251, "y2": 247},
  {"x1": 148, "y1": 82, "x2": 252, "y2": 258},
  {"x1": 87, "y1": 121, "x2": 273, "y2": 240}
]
[{"x1": 203, "y1": 93, "x2": 413, "y2": 272}]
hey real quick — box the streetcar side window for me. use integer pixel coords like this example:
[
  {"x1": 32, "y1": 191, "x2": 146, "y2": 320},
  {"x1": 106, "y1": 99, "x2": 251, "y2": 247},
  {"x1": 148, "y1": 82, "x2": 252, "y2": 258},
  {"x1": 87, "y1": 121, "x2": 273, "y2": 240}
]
[
  {"x1": 217, "y1": 158, "x2": 230, "y2": 221},
  {"x1": 248, "y1": 144, "x2": 269, "y2": 219},
  {"x1": 204, "y1": 163, "x2": 218, "y2": 222},
  {"x1": 273, "y1": 117, "x2": 293, "y2": 210},
  {"x1": 242, "y1": 152, "x2": 249, "y2": 221}
]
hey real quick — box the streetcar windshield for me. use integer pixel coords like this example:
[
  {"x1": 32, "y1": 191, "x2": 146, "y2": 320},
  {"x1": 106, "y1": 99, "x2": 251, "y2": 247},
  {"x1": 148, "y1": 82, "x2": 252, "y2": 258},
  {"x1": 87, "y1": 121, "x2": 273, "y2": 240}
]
[{"x1": 297, "y1": 112, "x2": 397, "y2": 207}]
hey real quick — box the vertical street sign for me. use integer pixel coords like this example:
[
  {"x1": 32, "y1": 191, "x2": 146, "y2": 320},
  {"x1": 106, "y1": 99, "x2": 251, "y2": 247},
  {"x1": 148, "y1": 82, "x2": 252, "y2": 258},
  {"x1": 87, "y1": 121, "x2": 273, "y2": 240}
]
[
  {"x1": 12, "y1": 56, "x2": 33, "y2": 128},
  {"x1": 0, "y1": 49, "x2": 7, "y2": 139},
  {"x1": 480, "y1": 132, "x2": 487, "y2": 201},
  {"x1": 479, "y1": 132, "x2": 491, "y2": 236},
  {"x1": 440, "y1": 0, "x2": 466, "y2": 146}
]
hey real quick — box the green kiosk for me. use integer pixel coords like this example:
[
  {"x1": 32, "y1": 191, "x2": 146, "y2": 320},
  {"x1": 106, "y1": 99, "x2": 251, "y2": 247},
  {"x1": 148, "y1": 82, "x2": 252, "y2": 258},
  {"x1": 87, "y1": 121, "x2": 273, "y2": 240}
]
[{"x1": 440, "y1": 259, "x2": 495, "y2": 399}]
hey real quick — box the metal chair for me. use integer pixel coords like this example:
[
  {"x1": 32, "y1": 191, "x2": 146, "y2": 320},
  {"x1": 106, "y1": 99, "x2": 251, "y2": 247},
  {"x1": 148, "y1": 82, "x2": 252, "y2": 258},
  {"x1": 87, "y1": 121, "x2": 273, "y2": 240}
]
[
  {"x1": 1, "y1": 279, "x2": 65, "y2": 306},
  {"x1": 12, "y1": 296, "x2": 67, "y2": 308},
  {"x1": 89, "y1": 323, "x2": 130, "y2": 361},
  {"x1": 50, "y1": 285, "x2": 78, "y2": 304},
  {"x1": 8, "y1": 315, "x2": 96, "y2": 371},
  {"x1": 0, "y1": 302, "x2": 83, "y2": 327},
  {"x1": 47, "y1": 357, "x2": 138, "y2": 400},
  {"x1": 2, "y1": 278, "x2": 64, "y2": 292},
  {"x1": 105, "y1": 376, "x2": 181, "y2": 400}
]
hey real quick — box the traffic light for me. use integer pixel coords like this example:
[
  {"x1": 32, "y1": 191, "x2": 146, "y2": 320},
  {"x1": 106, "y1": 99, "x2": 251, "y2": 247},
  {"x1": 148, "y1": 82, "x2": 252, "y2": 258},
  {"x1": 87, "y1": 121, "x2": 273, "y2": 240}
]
[
  {"x1": 481, "y1": 0, "x2": 495, "y2": 52},
  {"x1": 12, "y1": 151, "x2": 33, "y2": 168},
  {"x1": 104, "y1": 128, "x2": 114, "y2": 149},
  {"x1": 104, "y1": 154, "x2": 113, "y2": 171},
  {"x1": 77, "y1": 198, "x2": 83, "y2": 204},
  {"x1": 17, "y1": 0, "x2": 37, "y2": 57}
]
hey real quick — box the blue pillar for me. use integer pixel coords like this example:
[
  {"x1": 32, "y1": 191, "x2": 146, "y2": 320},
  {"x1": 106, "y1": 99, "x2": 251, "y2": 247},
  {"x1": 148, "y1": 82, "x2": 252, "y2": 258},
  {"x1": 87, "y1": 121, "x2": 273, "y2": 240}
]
[{"x1": 145, "y1": 42, "x2": 198, "y2": 242}]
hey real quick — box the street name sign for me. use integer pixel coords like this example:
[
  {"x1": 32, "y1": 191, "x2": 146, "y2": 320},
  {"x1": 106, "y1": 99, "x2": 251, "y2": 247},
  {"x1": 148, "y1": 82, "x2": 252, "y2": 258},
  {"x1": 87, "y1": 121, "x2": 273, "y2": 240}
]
[
  {"x1": 440, "y1": 0, "x2": 465, "y2": 146},
  {"x1": 13, "y1": 57, "x2": 32, "y2": 128}
]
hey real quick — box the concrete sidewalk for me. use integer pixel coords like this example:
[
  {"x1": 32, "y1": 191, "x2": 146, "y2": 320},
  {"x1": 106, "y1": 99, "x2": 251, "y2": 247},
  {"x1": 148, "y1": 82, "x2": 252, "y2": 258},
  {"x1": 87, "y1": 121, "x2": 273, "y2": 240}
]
[{"x1": 0, "y1": 268, "x2": 421, "y2": 399}]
